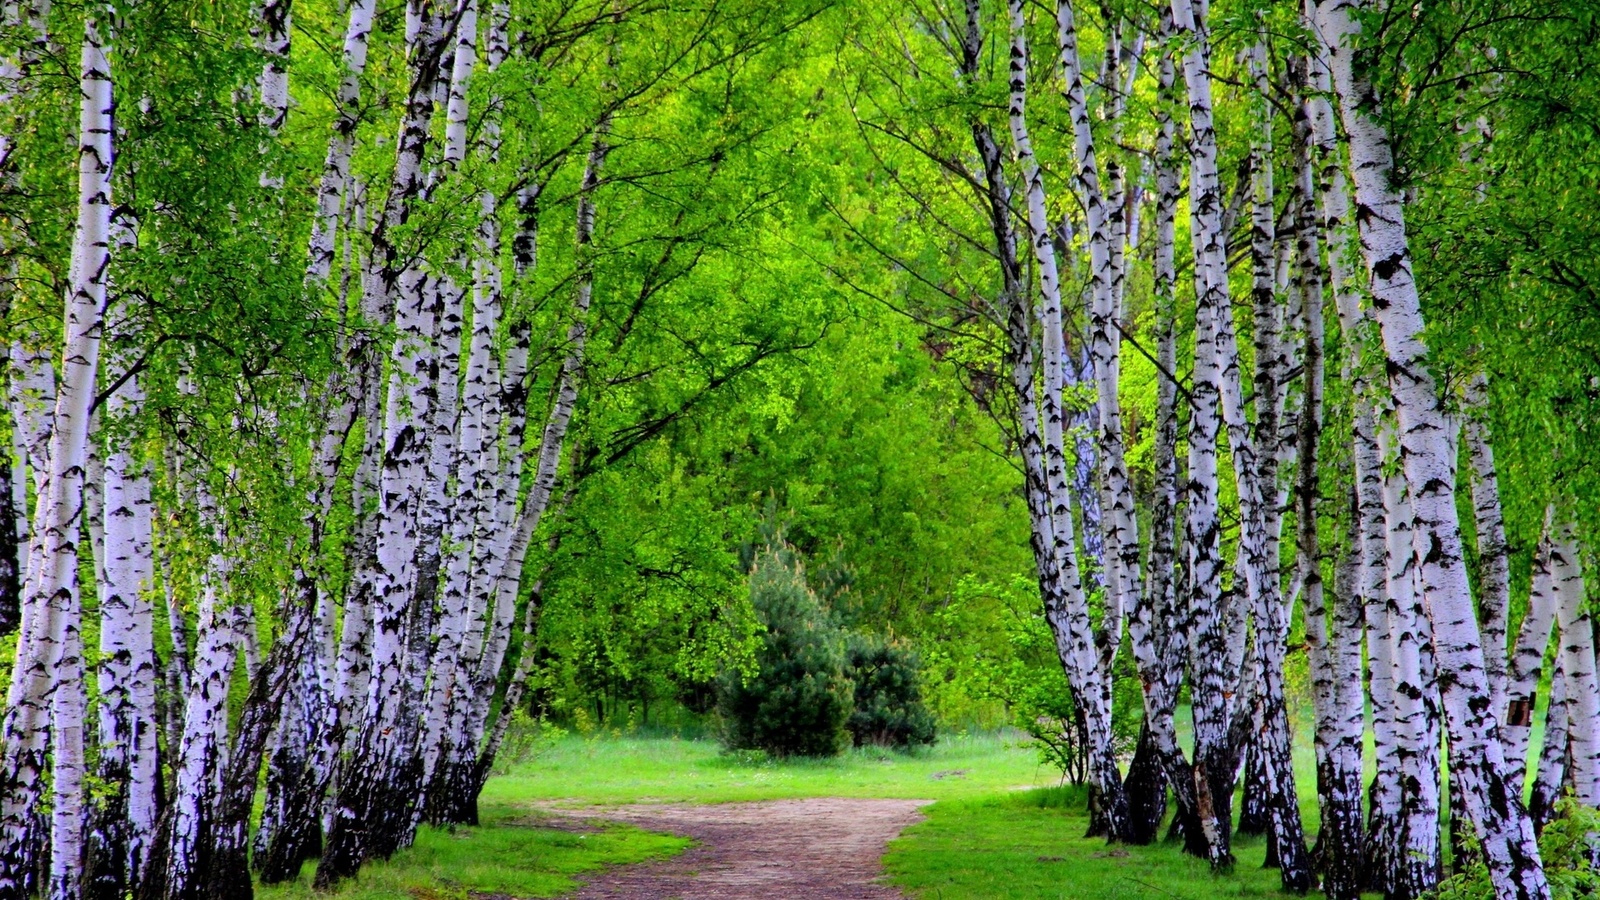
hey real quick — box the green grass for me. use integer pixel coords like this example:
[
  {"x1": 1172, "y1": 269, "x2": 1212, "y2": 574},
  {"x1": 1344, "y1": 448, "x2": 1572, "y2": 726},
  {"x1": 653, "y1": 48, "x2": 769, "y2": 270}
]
[
  {"x1": 258, "y1": 729, "x2": 1336, "y2": 899},
  {"x1": 255, "y1": 805, "x2": 691, "y2": 900},
  {"x1": 483, "y1": 729, "x2": 1055, "y2": 806},
  {"x1": 885, "y1": 787, "x2": 1292, "y2": 900}
]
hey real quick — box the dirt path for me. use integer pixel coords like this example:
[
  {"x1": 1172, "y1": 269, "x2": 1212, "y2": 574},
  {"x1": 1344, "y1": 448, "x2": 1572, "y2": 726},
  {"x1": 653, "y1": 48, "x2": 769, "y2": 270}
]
[{"x1": 543, "y1": 798, "x2": 932, "y2": 900}]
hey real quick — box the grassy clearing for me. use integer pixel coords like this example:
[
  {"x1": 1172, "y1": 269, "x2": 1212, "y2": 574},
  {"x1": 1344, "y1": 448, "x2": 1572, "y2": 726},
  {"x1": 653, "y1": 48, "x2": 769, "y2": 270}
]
[
  {"x1": 255, "y1": 805, "x2": 690, "y2": 900},
  {"x1": 483, "y1": 729, "x2": 1055, "y2": 806}
]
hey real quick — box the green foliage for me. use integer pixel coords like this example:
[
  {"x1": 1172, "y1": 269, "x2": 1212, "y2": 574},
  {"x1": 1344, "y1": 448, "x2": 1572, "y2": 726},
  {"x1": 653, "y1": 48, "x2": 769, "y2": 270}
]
[
  {"x1": 844, "y1": 634, "x2": 937, "y2": 750},
  {"x1": 921, "y1": 576, "x2": 1138, "y2": 782},
  {"x1": 716, "y1": 546, "x2": 855, "y2": 757},
  {"x1": 489, "y1": 712, "x2": 570, "y2": 778},
  {"x1": 1431, "y1": 801, "x2": 1600, "y2": 900}
]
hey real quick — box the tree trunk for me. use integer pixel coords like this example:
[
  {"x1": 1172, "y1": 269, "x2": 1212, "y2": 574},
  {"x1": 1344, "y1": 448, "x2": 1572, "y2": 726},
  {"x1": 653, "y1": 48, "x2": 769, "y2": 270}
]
[
  {"x1": 1288, "y1": 70, "x2": 1363, "y2": 899},
  {"x1": 1550, "y1": 523, "x2": 1599, "y2": 806},
  {"x1": 86, "y1": 372, "x2": 160, "y2": 900},
  {"x1": 1004, "y1": 0, "x2": 1128, "y2": 841},
  {"x1": 1132, "y1": 15, "x2": 1200, "y2": 852},
  {"x1": 1378, "y1": 415, "x2": 1443, "y2": 900},
  {"x1": 1169, "y1": 0, "x2": 1240, "y2": 870},
  {"x1": 1525, "y1": 650, "x2": 1568, "y2": 833},
  {"x1": 1052, "y1": 0, "x2": 1140, "y2": 722},
  {"x1": 1503, "y1": 515, "x2": 1557, "y2": 789},
  {"x1": 317, "y1": 6, "x2": 458, "y2": 882},
  {"x1": 1314, "y1": 0, "x2": 1549, "y2": 894},
  {"x1": 1463, "y1": 374, "x2": 1511, "y2": 713},
  {"x1": 0, "y1": 19, "x2": 113, "y2": 895},
  {"x1": 201, "y1": 595, "x2": 314, "y2": 900},
  {"x1": 147, "y1": 475, "x2": 241, "y2": 900}
]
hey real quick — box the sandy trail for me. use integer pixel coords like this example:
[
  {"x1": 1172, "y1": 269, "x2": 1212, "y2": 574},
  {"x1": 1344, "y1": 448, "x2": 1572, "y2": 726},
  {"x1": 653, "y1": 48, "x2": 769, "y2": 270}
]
[{"x1": 541, "y1": 797, "x2": 931, "y2": 900}]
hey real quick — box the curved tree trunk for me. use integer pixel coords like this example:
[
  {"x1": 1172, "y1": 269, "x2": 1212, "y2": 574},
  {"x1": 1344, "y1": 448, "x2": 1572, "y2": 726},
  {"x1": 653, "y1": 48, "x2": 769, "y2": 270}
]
[
  {"x1": 1289, "y1": 68, "x2": 1363, "y2": 899},
  {"x1": 317, "y1": 4, "x2": 459, "y2": 881},
  {"x1": 1525, "y1": 650, "x2": 1568, "y2": 833},
  {"x1": 1130, "y1": 15, "x2": 1199, "y2": 852},
  {"x1": 1463, "y1": 374, "x2": 1511, "y2": 714},
  {"x1": 1502, "y1": 514, "x2": 1558, "y2": 789}
]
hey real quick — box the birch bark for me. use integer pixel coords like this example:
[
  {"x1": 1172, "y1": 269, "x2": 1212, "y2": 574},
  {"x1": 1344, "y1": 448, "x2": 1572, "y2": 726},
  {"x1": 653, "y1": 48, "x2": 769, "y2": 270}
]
[
  {"x1": 0, "y1": 19, "x2": 113, "y2": 894},
  {"x1": 318, "y1": 3, "x2": 461, "y2": 880},
  {"x1": 1550, "y1": 524, "x2": 1599, "y2": 805},
  {"x1": 1526, "y1": 651, "x2": 1568, "y2": 831},
  {"x1": 1463, "y1": 374, "x2": 1511, "y2": 711},
  {"x1": 1129, "y1": 19, "x2": 1199, "y2": 851},
  {"x1": 1503, "y1": 513, "x2": 1558, "y2": 789},
  {"x1": 460, "y1": 104, "x2": 612, "y2": 801},
  {"x1": 149, "y1": 471, "x2": 241, "y2": 900},
  {"x1": 1012, "y1": 0, "x2": 1129, "y2": 839},
  {"x1": 1379, "y1": 413, "x2": 1443, "y2": 900},
  {"x1": 422, "y1": 0, "x2": 511, "y2": 826},
  {"x1": 86, "y1": 372, "x2": 159, "y2": 900},
  {"x1": 1289, "y1": 71, "x2": 1363, "y2": 898},
  {"x1": 1053, "y1": 0, "x2": 1141, "y2": 703},
  {"x1": 1313, "y1": 0, "x2": 1549, "y2": 893},
  {"x1": 1169, "y1": 0, "x2": 1239, "y2": 868}
]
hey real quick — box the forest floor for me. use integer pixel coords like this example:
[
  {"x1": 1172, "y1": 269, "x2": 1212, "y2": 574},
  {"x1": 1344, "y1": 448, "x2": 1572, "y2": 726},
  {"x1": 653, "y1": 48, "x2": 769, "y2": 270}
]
[{"x1": 259, "y1": 731, "x2": 1321, "y2": 900}]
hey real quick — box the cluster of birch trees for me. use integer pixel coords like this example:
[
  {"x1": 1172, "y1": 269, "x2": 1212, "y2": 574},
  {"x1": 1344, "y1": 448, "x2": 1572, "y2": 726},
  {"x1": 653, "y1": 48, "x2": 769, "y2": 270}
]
[
  {"x1": 0, "y1": 0, "x2": 824, "y2": 897},
  {"x1": 845, "y1": 1, "x2": 1600, "y2": 899}
]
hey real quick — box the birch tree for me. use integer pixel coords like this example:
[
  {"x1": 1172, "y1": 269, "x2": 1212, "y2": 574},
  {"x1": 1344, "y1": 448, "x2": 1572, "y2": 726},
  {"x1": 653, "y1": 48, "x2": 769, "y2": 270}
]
[
  {"x1": 0, "y1": 15, "x2": 114, "y2": 895},
  {"x1": 85, "y1": 372, "x2": 158, "y2": 900},
  {"x1": 1312, "y1": 0, "x2": 1549, "y2": 894},
  {"x1": 1004, "y1": 0, "x2": 1131, "y2": 840}
]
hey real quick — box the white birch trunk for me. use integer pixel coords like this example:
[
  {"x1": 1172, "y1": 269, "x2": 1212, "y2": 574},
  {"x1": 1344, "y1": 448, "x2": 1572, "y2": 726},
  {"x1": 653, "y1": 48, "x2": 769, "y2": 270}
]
[
  {"x1": 1379, "y1": 412, "x2": 1443, "y2": 899},
  {"x1": 1008, "y1": 0, "x2": 1128, "y2": 837},
  {"x1": 470, "y1": 105, "x2": 611, "y2": 738},
  {"x1": 1053, "y1": 0, "x2": 1140, "y2": 684},
  {"x1": 1288, "y1": 78, "x2": 1359, "y2": 896},
  {"x1": 1314, "y1": 0, "x2": 1549, "y2": 893},
  {"x1": 87, "y1": 370, "x2": 159, "y2": 898},
  {"x1": 1463, "y1": 373, "x2": 1511, "y2": 711},
  {"x1": 1169, "y1": 0, "x2": 1240, "y2": 867},
  {"x1": 319, "y1": 6, "x2": 460, "y2": 879},
  {"x1": 1527, "y1": 650, "x2": 1569, "y2": 831},
  {"x1": 1503, "y1": 512, "x2": 1558, "y2": 788},
  {"x1": 254, "y1": 0, "x2": 290, "y2": 188},
  {"x1": 0, "y1": 19, "x2": 113, "y2": 893},
  {"x1": 49, "y1": 563, "x2": 86, "y2": 900},
  {"x1": 157, "y1": 476, "x2": 241, "y2": 900},
  {"x1": 1129, "y1": 18, "x2": 1200, "y2": 849},
  {"x1": 408, "y1": 4, "x2": 480, "y2": 816},
  {"x1": 306, "y1": 0, "x2": 377, "y2": 286},
  {"x1": 1550, "y1": 524, "x2": 1599, "y2": 805},
  {"x1": 9, "y1": 341, "x2": 54, "y2": 580}
]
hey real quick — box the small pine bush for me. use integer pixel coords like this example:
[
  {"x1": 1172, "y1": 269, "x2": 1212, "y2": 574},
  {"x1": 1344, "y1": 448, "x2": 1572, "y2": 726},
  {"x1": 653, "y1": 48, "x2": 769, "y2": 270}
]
[
  {"x1": 717, "y1": 546, "x2": 854, "y2": 757},
  {"x1": 844, "y1": 635, "x2": 936, "y2": 750}
]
